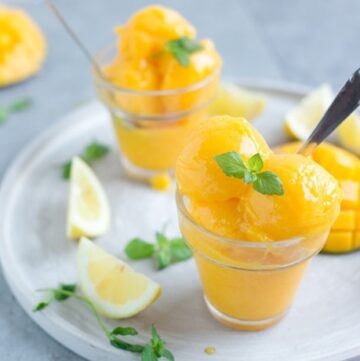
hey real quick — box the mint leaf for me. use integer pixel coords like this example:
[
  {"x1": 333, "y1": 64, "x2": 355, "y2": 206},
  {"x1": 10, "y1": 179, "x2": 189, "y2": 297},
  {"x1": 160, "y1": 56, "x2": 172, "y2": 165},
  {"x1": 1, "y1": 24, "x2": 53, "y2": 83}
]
[
  {"x1": 150, "y1": 325, "x2": 165, "y2": 357},
  {"x1": 248, "y1": 153, "x2": 263, "y2": 172},
  {"x1": 151, "y1": 325, "x2": 161, "y2": 345},
  {"x1": 155, "y1": 248, "x2": 172, "y2": 270},
  {"x1": 125, "y1": 231, "x2": 192, "y2": 270},
  {"x1": 125, "y1": 238, "x2": 155, "y2": 260},
  {"x1": 111, "y1": 326, "x2": 138, "y2": 336},
  {"x1": 161, "y1": 349, "x2": 175, "y2": 361},
  {"x1": 170, "y1": 238, "x2": 192, "y2": 262},
  {"x1": 54, "y1": 284, "x2": 76, "y2": 301},
  {"x1": 253, "y1": 171, "x2": 284, "y2": 195},
  {"x1": 141, "y1": 325, "x2": 174, "y2": 360},
  {"x1": 9, "y1": 98, "x2": 32, "y2": 112},
  {"x1": 215, "y1": 151, "x2": 284, "y2": 196},
  {"x1": 62, "y1": 160, "x2": 72, "y2": 179},
  {"x1": 0, "y1": 108, "x2": 8, "y2": 124},
  {"x1": 82, "y1": 142, "x2": 109, "y2": 163},
  {"x1": 0, "y1": 97, "x2": 32, "y2": 125},
  {"x1": 155, "y1": 233, "x2": 172, "y2": 270},
  {"x1": 155, "y1": 232, "x2": 169, "y2": 248},
  {"x1": 164, "y1": 36, "x2": 203, "y2": 67},
  {"x1": 142, "y1": 345, "x2": 158, "y2": 361},
  {"x1": 214, "y1": 152, "x2": 247, "y2": 178},
  {"x1": 33, "y1": 301, "x2": 50, "y2": 312},
  {"x1": 243, "y1": 171, "x2": 257, "y2": 184},
  {"x1": 178, "y1": 36, "x2": 203, "y2": 52},
  {"x1": 172, "y1": 49, "x2": 190, "y2": 67},
  {"x1": 109, "y1": 336, "x2": 144, "y2": 353}
]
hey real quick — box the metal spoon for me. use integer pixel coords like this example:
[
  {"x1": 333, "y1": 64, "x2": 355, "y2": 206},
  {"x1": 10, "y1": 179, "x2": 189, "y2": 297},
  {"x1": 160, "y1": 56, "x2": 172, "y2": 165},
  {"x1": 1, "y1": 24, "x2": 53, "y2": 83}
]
[
  {"x1": 45, "y1": 0, "x2": 105, "y2": 79},
  {"x1": 298, "y1": 68, "x2": 360, "y2": 156}
]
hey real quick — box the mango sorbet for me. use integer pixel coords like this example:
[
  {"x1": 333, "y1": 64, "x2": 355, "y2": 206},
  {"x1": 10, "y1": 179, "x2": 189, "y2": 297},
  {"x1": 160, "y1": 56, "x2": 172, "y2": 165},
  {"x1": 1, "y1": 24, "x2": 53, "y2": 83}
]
[
  {"x1": 0, "y1": 5, "x2": 46, "y2": 86},
  {"x1": 94, "y1": 6, "x2": 221, "y2": 175},
  {"x1": 176, "y1": 115, "x2": 342, "y2": 330}
]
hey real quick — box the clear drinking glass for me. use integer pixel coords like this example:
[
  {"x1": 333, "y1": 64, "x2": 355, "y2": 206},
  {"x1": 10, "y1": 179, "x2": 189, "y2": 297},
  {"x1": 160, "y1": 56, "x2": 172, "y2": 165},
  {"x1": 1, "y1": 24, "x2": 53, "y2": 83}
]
[
  {"x1": 93, "y1": 45, "x2": 220, "y2": 179},
  {"x1": 176, "y1": 191, "x2": 329, "y2": 331}
]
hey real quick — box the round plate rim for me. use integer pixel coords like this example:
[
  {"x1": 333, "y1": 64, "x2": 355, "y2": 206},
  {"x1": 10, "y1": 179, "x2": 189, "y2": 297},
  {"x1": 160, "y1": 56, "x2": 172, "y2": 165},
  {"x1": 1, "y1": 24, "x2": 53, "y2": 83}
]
[{"x1": 2, "y1": 79, "x2": 355, "y2": 361}]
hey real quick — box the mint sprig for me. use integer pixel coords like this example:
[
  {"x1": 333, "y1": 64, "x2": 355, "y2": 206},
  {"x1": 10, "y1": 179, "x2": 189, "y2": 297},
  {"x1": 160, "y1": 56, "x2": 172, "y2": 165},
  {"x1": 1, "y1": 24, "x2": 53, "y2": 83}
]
[
  {"x1": 62, "y1": 141, "x2": 110, "y2": 179},
  {"x1": 164, "y1": 36, "x2": 203, "y2": 67},
  {"x1": 33, "y1": 283, "x2": 174, "y2": 360},
  {"x1": 214, "y1": 152, "x2": 284, "y2": 196},
  {"x1": 125, "y1": 232, "x2": 192, "y2": 270},
  {"x1": 142, "y1": 326, "x2": 174, "y2": 361},
  {"x1": 0, "y1": 97, "x2": 32, "y2": 125}
]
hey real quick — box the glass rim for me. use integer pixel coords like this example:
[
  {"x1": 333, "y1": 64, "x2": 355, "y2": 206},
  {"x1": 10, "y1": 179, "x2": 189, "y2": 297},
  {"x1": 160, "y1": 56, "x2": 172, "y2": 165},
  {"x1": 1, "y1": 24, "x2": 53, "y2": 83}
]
[
  {"x1": 176, "y1": 189, "x2": 322, "y2": 249},
  {"x1": 92, "y1": 44, "x2": 221, "y2": 96}
]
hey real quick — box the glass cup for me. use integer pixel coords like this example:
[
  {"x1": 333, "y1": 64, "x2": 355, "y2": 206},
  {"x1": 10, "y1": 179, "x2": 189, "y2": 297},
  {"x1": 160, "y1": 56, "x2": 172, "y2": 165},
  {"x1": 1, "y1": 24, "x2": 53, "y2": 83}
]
[
  {"x1": 93, "y1": 45, "x2": 220, "y2": 179},
  {"x1": 176, "y1": 191, "x2": 329, "y2": 331}
]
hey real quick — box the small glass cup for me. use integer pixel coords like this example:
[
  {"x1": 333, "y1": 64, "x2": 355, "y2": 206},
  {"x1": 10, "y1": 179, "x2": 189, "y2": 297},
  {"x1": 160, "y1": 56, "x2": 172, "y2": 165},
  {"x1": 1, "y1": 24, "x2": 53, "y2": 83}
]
[
  {"x1": 176, "y1": 191, "x2": 329, "y2": 331},
  {"x1": 93, "y1": 45, "x2": 220, "y2": 179}
]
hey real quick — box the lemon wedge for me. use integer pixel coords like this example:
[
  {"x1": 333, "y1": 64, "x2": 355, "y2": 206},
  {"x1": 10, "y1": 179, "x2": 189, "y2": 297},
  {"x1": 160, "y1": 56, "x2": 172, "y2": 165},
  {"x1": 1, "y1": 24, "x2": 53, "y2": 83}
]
[
  {"x1": 337, "y1": 113, "x2": 360, "y2": 155},
  {"x1": 67, "y1": 157, "x2": 110, "y2": 239},
  {"x1": 284, "y1": 84, "x2": 333, "y2": 140},
  {"x1": 78, "y1": 237, "x2": 161, "y2": 318},
  {"x1": 209, "y1": 83, "x2": 266, "y2": 120}
]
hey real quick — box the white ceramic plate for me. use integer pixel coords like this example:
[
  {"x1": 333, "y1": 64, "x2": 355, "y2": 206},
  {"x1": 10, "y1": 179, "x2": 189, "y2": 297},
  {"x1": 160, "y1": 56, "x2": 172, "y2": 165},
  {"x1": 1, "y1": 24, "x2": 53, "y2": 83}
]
[{"x1": 1, "y1": 81, "x2": 359, "y2": 361}]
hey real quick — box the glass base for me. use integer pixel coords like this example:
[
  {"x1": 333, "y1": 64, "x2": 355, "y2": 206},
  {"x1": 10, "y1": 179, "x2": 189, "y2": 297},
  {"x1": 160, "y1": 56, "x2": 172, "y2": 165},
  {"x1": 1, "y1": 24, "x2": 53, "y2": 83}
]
[
  {"x1": 204, "y1": 296, "x2": 287, "y2": 331},
  {"x1": 120, "y1": 154, "x2": 174, "y2": 181}
]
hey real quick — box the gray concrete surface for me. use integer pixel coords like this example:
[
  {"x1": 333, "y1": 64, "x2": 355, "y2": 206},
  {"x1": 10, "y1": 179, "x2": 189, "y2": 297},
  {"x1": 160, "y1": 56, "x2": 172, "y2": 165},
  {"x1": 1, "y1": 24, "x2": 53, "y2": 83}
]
[{"x1": 1, "y1": 0, "x2": 359, "y2": 360}]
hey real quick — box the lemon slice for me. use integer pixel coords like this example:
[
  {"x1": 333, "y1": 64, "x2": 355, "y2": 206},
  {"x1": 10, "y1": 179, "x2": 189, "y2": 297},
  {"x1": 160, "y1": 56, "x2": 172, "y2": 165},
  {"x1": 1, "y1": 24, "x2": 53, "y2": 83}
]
[
  {"x1": 284, "y1": 84, "x2": 333, "y2": 140},
  {"x1": 78, "y1": 237, "x2": 161, "y2": 318},
  {"x1": 67, "y1": 157, "x2": 110, "y2": 239},
  {"x1": 337, "y1": 112, "x2": 360, "y2": 155},
  {"x1": 209, "y1": 83, "x2": 266, "y2": 120}
]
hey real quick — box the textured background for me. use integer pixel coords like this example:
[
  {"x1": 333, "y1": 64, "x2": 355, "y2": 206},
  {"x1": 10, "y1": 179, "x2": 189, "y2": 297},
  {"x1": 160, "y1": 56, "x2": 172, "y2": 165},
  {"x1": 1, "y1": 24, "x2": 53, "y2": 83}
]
[{"x1": 1, "y1": 0, "x2": 360, "y2": 359}]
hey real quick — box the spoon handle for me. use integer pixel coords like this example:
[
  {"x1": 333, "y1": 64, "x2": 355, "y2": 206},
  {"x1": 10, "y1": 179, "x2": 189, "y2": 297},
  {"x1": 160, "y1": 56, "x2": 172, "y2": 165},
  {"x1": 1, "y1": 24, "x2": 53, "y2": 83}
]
[
  {"x1": 298, "y1": 68, "x2": 360, "y2": 156},
  {"x1": 46, "y1": 0, "x2": 104, "y2": 78}
]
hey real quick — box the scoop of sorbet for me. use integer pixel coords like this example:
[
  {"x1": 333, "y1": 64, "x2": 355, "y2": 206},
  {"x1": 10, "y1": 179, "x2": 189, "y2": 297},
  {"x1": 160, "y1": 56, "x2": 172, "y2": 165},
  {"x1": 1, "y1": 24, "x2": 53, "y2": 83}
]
[{"x1": 176, "y1": 116, "x2": 342, "y2": 241}]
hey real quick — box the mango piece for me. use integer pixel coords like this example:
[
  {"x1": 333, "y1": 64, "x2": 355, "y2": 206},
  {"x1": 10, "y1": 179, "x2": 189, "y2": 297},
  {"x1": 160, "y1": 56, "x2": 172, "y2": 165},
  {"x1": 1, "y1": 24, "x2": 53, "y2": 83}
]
[
  {"x1": 276, "y1": 141, "x2": 360, "y2": 254},
  {"x1": 275, "y1": 142, "x2": 360, "y2": 181},
  {"x1": 354, "y1": 232, "x2": 360, "y2": 249},
  {"x1": 356, "y1": 212, "x2": 360, "y2": 230},
  {"x1": 340, "y1": 180, "x2": 359, "y2": 209},
  {"x1": 322, "y1": 232, "x2": 353, "y2": 253},
  {"x1": 0, "y1": 5, "x2": 46, "y2": 86},
  {"x1": 332, "y1": 210, "x2": 355, "y2": 231},
  {"x1": 149, "y1": 172, "x2": 171, "y2": 191}
]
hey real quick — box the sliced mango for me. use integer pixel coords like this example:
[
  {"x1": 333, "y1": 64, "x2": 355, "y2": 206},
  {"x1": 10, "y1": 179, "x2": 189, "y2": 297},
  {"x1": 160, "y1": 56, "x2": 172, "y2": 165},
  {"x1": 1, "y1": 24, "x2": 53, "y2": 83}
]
[
  {"x1": 339, "y1": 180, "x2": 359, "y2": 209},
  {"x1": 332, "y1": 210, "x2": 355, "y2": 231},
  {"x1": 322, "y1": 232, "x2": 353, "y2": 254},
  {"x1": 275, "y1": 141, "x2": 360, "y2": 254}
]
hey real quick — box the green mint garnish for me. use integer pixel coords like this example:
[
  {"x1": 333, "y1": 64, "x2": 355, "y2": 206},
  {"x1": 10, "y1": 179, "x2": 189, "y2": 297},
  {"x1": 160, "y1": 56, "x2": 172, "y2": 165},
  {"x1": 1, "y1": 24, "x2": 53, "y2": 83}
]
[
  {"x1": 124, "y1": 238, "x2": 155, "y2": 260},
  {"x1": 214, "y1": 152, "x2": 284, "y2": 196},
  {"x1": 164, "y1": 36, "x2": 203, "y2": 67},
  {"x1": 33, "y1": 283, "x2": 174, "y2": 360},
  {"x1": 141, "y1": 325, "x2": 174, "y2": 361},
  {"x1": 125, "y1": 232, "x2": 192, "y2": 271},
  {"x1": 0, "y1": 97, "x2": 32, "y2": 125},
  {"x1": 62, "y1": 141, "x2": 110, "y2": 180},
  {"x1": 32, "y1": 283, "x2": 76, "y2": 312}
]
